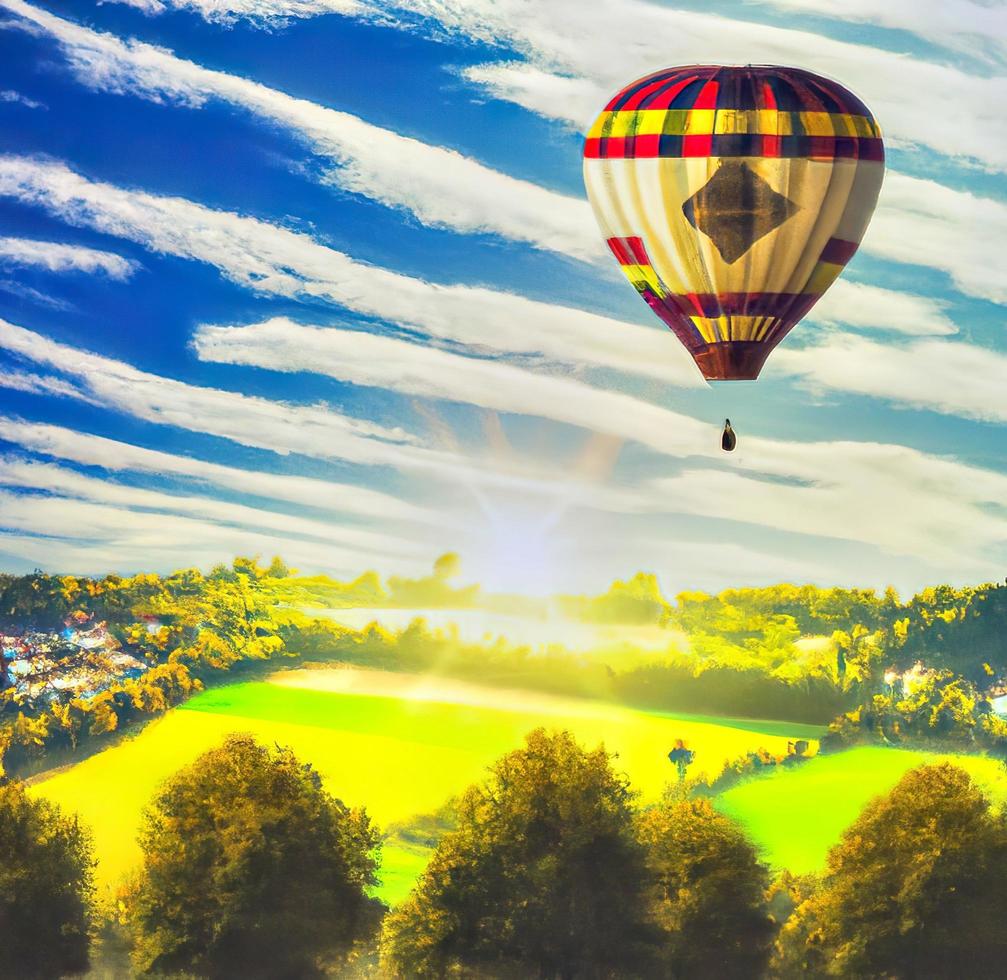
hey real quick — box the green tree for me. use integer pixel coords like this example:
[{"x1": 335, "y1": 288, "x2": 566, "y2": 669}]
[
  {"x1": 638, "y1": 797, "x2": 773, "y2": 979},
  {"x1": 775, "y1": 763, "x2": 1007, "y2": 978},
  {"x1": 0, "y1": 781, "x2": 95, "y2": 978},
  {"x1": 129, "y1": 734, "x2": 381, "y2": 978},
  {"x1": 381, "y1": 728, "x2": 654, "y2": 978}
]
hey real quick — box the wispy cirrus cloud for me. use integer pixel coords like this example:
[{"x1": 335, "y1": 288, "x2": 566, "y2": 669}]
[
  {"x1": 0, "y1": 456, "x2": 421, "y2": 557},
  {"x1": 772, "y1": 331, "x2": 1007, "y2": 423},
  {"x1": 0, "y1": 88, "x2": 45, "y2": 109},
  {"x1": 0, "y1": 235, "x2": 137, "y2": 279},
  {"x1": 112, "y1": 0, "x2": 364, "y2": 23},
  {"x1": 746, "y1": 0, "x2": 1007, "y2": 67},
  {"x1": 0, "y1": 491, "x2": 426, "y2": 577},
  {"x1": 0, "y1": 317, "x2": 428, "y2": 468},
  {"x1": 810, "y1": 278, "x2": 956, "y2": 337},
  {"x1": 0, "y1": 416, "x2": 431, "y2": 523},
  {"x1": 0, "y1": 319, "x2": 654, "y2": 511},
  {"x1": 865, "y1": 172, "x2": 1007, "y2": 305},
  {"x1": 0, "y1": 367, "x2": 99, "y2": 403},
  {"x1": 2, "y1": 307, "x2": 1007, "y2": 572},
  {"x1": 193, "y1": 316, "x2": 713, "y2": 457}
]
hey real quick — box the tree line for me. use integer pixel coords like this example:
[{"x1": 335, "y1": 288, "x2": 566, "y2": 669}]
[
  {"x1": 8, "y1": 728, "x2": 1007, "y2": 979},
  {"x1": 4, "y1": 559, "x2": 1007, "y2": 776}
]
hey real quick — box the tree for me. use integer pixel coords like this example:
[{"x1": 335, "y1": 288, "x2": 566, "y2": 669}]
[
  {"x1": 0, "y1": 781, "x2": 95, "y2": 978},
  {"x1": 637, "y1": 797, "x2": 773, "y2": 979},
  {"x1": 775, "y1": 763, "x2": 1007, "y2": 978},
  {"x1": 382, "y1": 728, "x2": 654, "y2": 978},
  {"x1": 128, "y1": 734, "x2": 381, "y2": 978}
]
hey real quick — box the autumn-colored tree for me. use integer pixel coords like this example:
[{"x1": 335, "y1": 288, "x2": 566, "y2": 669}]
[
  {"x1": 128, "y1": 734, "x2": 382, "y2": 978},
  {"x1": 0, "y1": 781, "x2": 95, "y2": 978},
  {"x1": 387, "y1": 553, "x2": 479, "y2": 608},
  {"x1": 774, "y1": 763, "x2": 1007, "y2": 978},
  {"x1": 638, "y1": 797, "x2": 774, "y2": 978},
  {"x1": 381, "y1": 728, "x2": 654, "y2": 979}
]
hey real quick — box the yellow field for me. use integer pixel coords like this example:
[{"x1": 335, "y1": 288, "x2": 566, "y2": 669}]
[{"x1": 31, "y1": 668, "x2": 821, "y2": 899}]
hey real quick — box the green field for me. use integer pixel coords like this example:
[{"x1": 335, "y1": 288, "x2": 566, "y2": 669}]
[
  {"x1": 716, "y1": 746, "x2": 1007, "y2": 873},
  {"x1": 31, "y1": 669, "x2": 816, "y2": 904}
]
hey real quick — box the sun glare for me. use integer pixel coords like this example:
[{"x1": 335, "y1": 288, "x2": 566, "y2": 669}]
[{"x1": 468, "y1": 500, "x2": 566, "y2": 596}]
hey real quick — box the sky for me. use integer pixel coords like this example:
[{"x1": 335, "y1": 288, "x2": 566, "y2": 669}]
[{"x1": 0, "y1": 0, "x2": 1004, "y2": 596}]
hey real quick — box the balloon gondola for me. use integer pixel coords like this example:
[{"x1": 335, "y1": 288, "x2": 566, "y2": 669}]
[
  {"x1": 582, "y1": 65, "x2": 885, "y2": 451},
  {"x1": 722, "y1": 419, "x2": 737, "y2": 452}
]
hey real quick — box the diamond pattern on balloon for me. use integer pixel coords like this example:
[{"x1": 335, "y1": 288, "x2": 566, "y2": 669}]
[{"x1": 682, "y1": 161, "x2": 799, "y2": 265}]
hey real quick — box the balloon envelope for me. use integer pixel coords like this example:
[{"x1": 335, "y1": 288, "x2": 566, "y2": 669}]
[{"x1": 583, "y1": 65, "x2": 884, "y2": 380}]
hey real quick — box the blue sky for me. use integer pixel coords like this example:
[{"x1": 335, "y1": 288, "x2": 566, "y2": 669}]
[{"x1": 0, "y1": 0, "x2": 1004, "y2": 595}]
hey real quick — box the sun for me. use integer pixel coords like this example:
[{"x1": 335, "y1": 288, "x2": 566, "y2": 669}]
[{"x1": 466, "y1": 498, "x2": 567, "y2": 597}]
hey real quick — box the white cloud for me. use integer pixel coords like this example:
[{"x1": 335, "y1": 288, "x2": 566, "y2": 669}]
[
  {"x1": 0, "y1": 154, "x2": 699, "y2": 385},
  {"x1": 0, "y1": 152, "x2": 1000, "y2": 576},
  {"x1": 0, "y1": 235, "x2": 136, "y2": 279},
  {"x1": 0, "y1": 456, "x2": 419, "y2": 557},
  {"x1": 0, "y1": 317, "x2": 433, "y2": 469},
  {"x1": 771, "y1": 331, "x2": 1007, "y2": 422},
  {"x1": 0, "y1": 415, "x2": 431, "y2": 523},
  {"x1": 811, "y1": 278, "x2": 956, "y2": 336},
  {"x1": 0, "y1": 88, "x2": 45, "y2": 109},
  {"x1": 0, "y1": 321, "x2": 655, "y2": 509},
  {"x1": 2, "y1": 0, "x2": 598, "y2": 261},
  {"x1": 112, "y1": 0, "x2": 365, "y2": 23},
  {"x1": 3, "y1": 310, "x2": 1007, "y2": 574},
  {"x1": 0, "y1": 491, "x2": 426, "y2": 577},
  {"x1": 746, "y1": 0, "x2": 1007, "y2": 67},
  {"x1": 0, "y1": 368, "x2": 100, "y2": 403},
  {"x1": 194, "y1": 317, "x2": 713, "y2": 457},
  {"x1": 864, "y1": 172, "x2": 1007, "y2": 305}
]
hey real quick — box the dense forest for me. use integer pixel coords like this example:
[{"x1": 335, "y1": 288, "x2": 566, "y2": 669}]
[{"x1": 2, "y1": 557, "x2": 1007, "y2": 776}]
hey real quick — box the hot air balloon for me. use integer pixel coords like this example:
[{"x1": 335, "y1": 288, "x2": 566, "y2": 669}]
[{"x1": 583, "y1": 65, "x2": 884, "y2": 383}]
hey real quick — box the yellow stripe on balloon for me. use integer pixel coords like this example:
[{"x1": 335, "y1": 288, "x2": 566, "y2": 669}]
[
  {"x1": 621, "y1": 263, "x2": 667, "y2": 298},
  {"x1": 688, "y1": 316, "x2": 782, "y2": 343},
  {"x1": 586, "y1": 109, "x2": 880, "y2": 140},
  {"x1": 804, "y1": 260, "x2": 846, "y2": 294}
]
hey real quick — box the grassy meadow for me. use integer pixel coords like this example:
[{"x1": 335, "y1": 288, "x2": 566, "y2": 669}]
[
  {"x1": 30, "y1": 668, "x2": 818, "y2": 903},
  {"x1": 716, "y1": 746, "x2": 1007, "y2": 874},
  {"x1": 33, "y1": 666, "x2": 1006, "y2": 906}
]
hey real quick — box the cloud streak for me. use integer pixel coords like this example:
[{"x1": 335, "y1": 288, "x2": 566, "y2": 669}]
[
  {"x1": 0, "y1": 489, "x2": 424, "y2": 577},
  {"x1": 193, "y1": 316, "x2": 713, "y2": 457},
  {"x1": 0, "y1": 317, "x2": 431, "y2": 469},
  {"x1": 0, "y1": 235, "x2": 136, "y2": 279},
  {"x1": 0, "y1": 456, "x2": 418, "y2": 556},
  {"x1": 0, "y1": 416, "x2": 431, "y2": 523},
  {"x1": 772, "y1": 331, "x2": 1007, "y2": 423},
  {"x1": 747, "y1": 0, "x2": 1007, "y2": 67}
]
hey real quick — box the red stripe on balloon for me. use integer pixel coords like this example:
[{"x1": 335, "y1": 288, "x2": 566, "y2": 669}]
[
  {"x1": 761, "y1": 81, "x2": 781, "y2": 158},
  {"x1": 819, "y1": 237, "x2": 860, "y2": 265}
]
